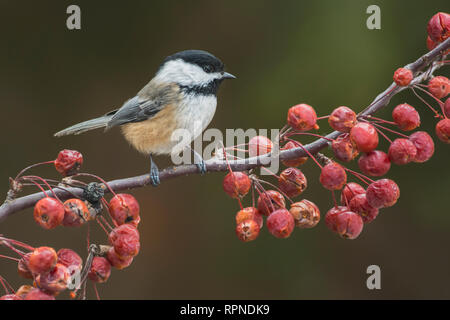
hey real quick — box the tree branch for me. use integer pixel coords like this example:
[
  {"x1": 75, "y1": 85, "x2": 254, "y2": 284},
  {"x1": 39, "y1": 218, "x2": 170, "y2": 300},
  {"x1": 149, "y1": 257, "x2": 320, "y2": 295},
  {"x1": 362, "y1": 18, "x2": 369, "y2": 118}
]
[{"x1": 0, "y1": 38, "x2": 449, "y2": 222}]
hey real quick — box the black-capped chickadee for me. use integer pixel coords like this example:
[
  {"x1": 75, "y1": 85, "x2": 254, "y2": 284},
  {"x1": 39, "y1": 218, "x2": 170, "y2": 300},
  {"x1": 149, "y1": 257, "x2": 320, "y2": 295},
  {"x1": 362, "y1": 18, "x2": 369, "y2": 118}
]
[{"x1": 54, "y1": 50, "x2": 235, "y2": 186}]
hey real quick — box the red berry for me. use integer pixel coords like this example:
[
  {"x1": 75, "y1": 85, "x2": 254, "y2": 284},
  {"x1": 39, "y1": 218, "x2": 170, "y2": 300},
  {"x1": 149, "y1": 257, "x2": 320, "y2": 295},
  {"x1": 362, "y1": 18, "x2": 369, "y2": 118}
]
[
  {"x1": 428, "y1": 76, "x2": 449, "y2": 99},
  {"x1": 281, "y1": 141, "x2": 308, "y2": 167},
  {"x1": 328, "y1": 106, "x2": 357, "y2": 132},
  {"x1": 248, "y1": 136, "x2": 273, "y2": 157},
  {"x1": 388, "y1": 138, "x2": 417, "y2": 165},
  {"x1": 54, "y1": 149, "x2": 83, "y2": 177},
  {"x1": 330, "y1": 210, "x2": 364, "y2": 239},
  {"x1": 320, "y1": 162, "x2": 347, "y2": 190},
  {"x1": 427, "y1": 36, "x2": 437, "y2": 51},
  {"x1": 349, "y1": 194, "x2": 379, "y2": 224},
  {"x1": 57, "y1": 249, "x2": 82, "y2": 276},
  {"x1": 109, "y1": 194, "x2": 140, "y2": 226},
  {"x1": 393, "y1": 68, "x2": 413, "y2": 86},
  {"x1": 435, "y1": 118, "x2": 450, "y2": 144},
  {"x1": 235, "y1": 207, "x2": 263, "y2": 229},
  {"x1": 18, "y1": 252, "x2": 33, "y2": 279},
  {"x1": 341, "y1": 183, "x2": 365, "y2": 205},
  {"x1": 109, "y1": 224, "x2": 140, "y2": 258},
  {"x1": 0, "y1": 294, "x2": 22, "y2": 300},
  {"x1": 427, "y1": 12, "x2": 450, "y2": 42},
  {"x1": 62, "y1": 198, "x2": 90, "y2": 227},
  {"x1": 257, "y1": 190, "x2": 286, "y2": 216},
  {"x1": 222, "y1": 172, "x2": 251, "y2": 199},
  {"x1": 332, "y1": 135, "x2": 359, "y2": 162},
  {"x1": 392, "y1": 104, "x2": 420, "y2": 131},
  {"x1": 266, "y1": 209, "x2": 295, "y2": 239},
  {"x1": 409, "y1": 131, "x2": 435, "y2": 162},
  {"x1": 366, "y1": 179, "x2": 400, "y2": 209},
  {"x1": 24, "y1": 288, "x2": 55, "y2": 300},
  {"x1": 325, "y1": 206, "x2": 349, "y2": 232},
  {"x1": 28, "y1": 246, "x2": 58, "y2": 275},
  {"x1": 36, "y1": 263, "x2": 70, "y2": 293},
  {"x1": 235, "y1": 219, "x2": 260, "y2": 242},
  {"x1": 358, "y1": 150, "x2": 391, "y2": 176},
  {"x1": 106, "y1": 247, "x2": 134, "y2": 270},
  {"x1": 278, "y1": 167, "x2": 307, "y2": 197},
  {"x1": 444, "y1": 97, "x2": 450, "y2": 118},
  {"x1": 350, "y1": 122, "x2": 379, "y2": 152},
  {"x1": 34, "y1": 197, "x2": 65, "y2": 229},
  {"x1": 287, "y1": 104, "x2": 318, "y2": 131},
  {"x1": 289, "y1": 200, "x2": 320, "y2": 228},
  {"x1": 88, "y1": 257, "x2": 111, "y2": 283}
]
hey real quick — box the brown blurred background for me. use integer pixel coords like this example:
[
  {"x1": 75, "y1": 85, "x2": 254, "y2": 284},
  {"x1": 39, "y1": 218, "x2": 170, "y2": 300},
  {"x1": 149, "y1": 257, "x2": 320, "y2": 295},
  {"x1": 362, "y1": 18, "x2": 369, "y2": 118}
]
[{"x1": 0, "y1": 0, "x2": 449, "y2": 299}]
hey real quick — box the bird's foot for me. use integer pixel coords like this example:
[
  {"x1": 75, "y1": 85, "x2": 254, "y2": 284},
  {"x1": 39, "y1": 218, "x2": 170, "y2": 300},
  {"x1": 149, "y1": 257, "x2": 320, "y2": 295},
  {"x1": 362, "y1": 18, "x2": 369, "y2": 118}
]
[
  {"x1": 149, "y1": 167, "x2": 160, "y2": 187},
  {"x1": 196, "y1": 160, "x2": 207, "y2": 175}
]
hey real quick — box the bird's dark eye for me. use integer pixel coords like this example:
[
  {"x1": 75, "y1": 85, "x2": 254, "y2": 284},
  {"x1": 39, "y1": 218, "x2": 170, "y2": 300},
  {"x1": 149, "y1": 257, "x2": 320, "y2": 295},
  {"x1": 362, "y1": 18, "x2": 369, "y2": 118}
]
[{"x1": 203, "y1": 65, "x2": 213, "y2": 73}]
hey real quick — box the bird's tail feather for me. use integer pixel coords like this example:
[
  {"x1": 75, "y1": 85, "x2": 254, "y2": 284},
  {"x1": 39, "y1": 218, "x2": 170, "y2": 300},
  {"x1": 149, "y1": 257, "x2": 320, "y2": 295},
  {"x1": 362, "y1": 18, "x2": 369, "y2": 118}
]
[{"x1": 54, "y1": 115, "x2": 113, "y2": 137}]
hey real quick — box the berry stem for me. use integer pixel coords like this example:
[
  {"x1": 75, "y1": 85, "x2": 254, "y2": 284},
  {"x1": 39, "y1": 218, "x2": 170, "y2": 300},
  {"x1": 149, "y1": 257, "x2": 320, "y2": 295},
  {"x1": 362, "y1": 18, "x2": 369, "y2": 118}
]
[
  {"x1": 0, "y1": 236, "x2": 34, "y2": 251},
  {"x1": 253, "y1": 177, "x2": 294, "y2": 204},
  {"x1": 343, "y1": 168, "x2": 374, "y2": 185},
  {"x1": 410, "y1": 87, "x2": 442, "y2": 117},
  {"x1": 368, "y1": 122, "x2": 410, "y2": 139},
  {"x1": 284, "y1": 131, "x2": 335, "y2": 142},
  {"x1": 74, "y1": 173, "x2": 117, "y2": 197},
  {"x1": 285, "y1": 138, "x2": 323, "y2": 169},
  {"x1": 373, "y1": 126, "x2": 393, "y2": 143},
  {"x1": 14, "y1": 160, "x2": 55, "y2": 180},
  {"x1": 21, "y1": 176, "x2": 60, "y2": 200},
  {"x1": 0, "y1": 254, "x2": 20, "y2": 262},
  {"x1": 363, "y1": 115, "x2": 398, "y2": 126}
]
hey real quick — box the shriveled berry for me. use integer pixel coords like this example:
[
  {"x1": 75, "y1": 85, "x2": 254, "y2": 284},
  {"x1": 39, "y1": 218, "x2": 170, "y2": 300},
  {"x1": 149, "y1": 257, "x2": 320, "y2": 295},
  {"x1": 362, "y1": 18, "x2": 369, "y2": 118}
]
[
  {"x1": 388, "y1": 138, "x2": 417, "y2": 165},
  {"x1": 287, "y1": 103, "x2": 318, "y2": 131},
  {"x1": 106, "y1": 247, "x2": 134, "y2": 270},
  {"x1": 235, "y1": 219, "x2": 260, "y2": 242},
  {"x1": 341, "y1": 183, "x2": 365, "y2": 205},
  {"x1": 278, "y1": 167, "x2": 307, "y2": 197},
  {"x1": 366, "y1": 179, "x2": 400, "y2": 209},
  {"x1": 109, "y1": 194, "x2": 140, "y2": 226},
  {"x1": 289, "y1": 200, "x2": 320, "y2": 228},
  {"x1": 435, "y1": 118, "x2": 450, "y2": 144},
  {"x1": 332, "y1": 135, "x2": 359, "y2": 162},
  {"x1": 257, "y1": 190, "x2": 286, "y2": 216},
  {"x1": 281, "y1": 141, "x2": 308, "y2": 167},
  {"x1": 222, "y1": 172, "x2": 251, "y2": 199},
  {"x1": 320, "y1": 162, "x2": 347, "y2": 190},
  {"x1": 392, "y1": 104, "x2": 420, "y2": 131},
  {"x1": 427, "y1": 12, "x2": 450, "y2": 42},
  {"x1": 88, "y1": 257, "x2": 111, "y2": 283},
  {"x1": 350, "y1": 122, "x2": 379, "y2": 152},
  {"x1": 349, "y1": 194, "x2": 379, "y2": 224},
  {"x1": 266, "y1": 209, "x2": 295, "y2": 239},
  {"x1": 409, "y1": 131, "x2": 435, "y2": 162},
  {"x1": 325, "y1": 206, "x2": 349, "y2": 232},
  {"x1": 393, "y1": 68, "x2": 413, "y2": 86},
  {"x1": 18, "y1": 252, "x2": 33, "y2": 279},
  {"x1": 24, "y1": 288, "x2": 55, "y2": 300},
  {"x1": 428, "y1": 76, "x2": 449, "y2": 99},
  {"x1": 248, "y1": 136, "x2": 273, "y2": 157},
  {"x1": 328, "y1": 106, "x2": 357, "y2": 132},
  {"x1": 16, "y1": 285, "x2": 34, "y2": 298},
  {"x1": 235, "y1": 207, "x2": 263, "y2": 229},
  {"x1": 54, "y1": 149, "x2": 83, "y2": 177},
  {"x1": 34, "y1": 197, "x2": 64, "y2": 229},
  {"x1": 358, "y1": 150, "x2": 391, "y2": 176},
  {"x1": 83, "y1": 182, "x2": 105, "y2": 204},
  {"x1": 330, "y1": 210, "x2": 364, "y2": 239},
  {"x1": 28, "y1": 246, "x2": 58, "y2": 275},
  {"x1": 0, "y1": 294, "x2": 22, "y2": 300},
  {"x1": 62, "y1": 198, "x2": 90, "y2": 227},
  {"x1": 109, "y1": 224, "x2": 140, "y2": 258},
  {"x1": 57, "y1": 249, "x2": 82, "y2": 276},
  {"x1": 37, "y1": 263, "x2": 70, "y2": 293},
  {"x1": 444, "y1": 97, "x2": 450, "y2": 118}
]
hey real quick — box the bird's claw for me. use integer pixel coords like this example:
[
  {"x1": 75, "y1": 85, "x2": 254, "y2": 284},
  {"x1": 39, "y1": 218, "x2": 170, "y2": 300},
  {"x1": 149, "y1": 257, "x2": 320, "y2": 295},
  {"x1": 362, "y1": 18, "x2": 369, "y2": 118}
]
[
  {"x1": 196, "y1": 160, "x2": 207, "y2": 175},
  {"x1": 150, "y1": 167, "x2": 160, "y2": 187}
]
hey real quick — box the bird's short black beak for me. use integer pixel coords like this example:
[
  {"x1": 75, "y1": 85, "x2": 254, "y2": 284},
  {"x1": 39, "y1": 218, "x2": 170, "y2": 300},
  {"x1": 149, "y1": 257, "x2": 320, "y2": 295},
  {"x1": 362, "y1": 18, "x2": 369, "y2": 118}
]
[{"x1": 221, "y1": 72, "x2": 236, "y2": 79}]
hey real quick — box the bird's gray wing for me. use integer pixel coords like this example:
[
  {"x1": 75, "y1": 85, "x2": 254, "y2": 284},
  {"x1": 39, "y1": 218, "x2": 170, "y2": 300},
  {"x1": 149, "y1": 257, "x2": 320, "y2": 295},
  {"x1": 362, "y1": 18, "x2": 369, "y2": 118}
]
[{"x1": 106, "y1": 83, "x2": 179, "y2": 129}]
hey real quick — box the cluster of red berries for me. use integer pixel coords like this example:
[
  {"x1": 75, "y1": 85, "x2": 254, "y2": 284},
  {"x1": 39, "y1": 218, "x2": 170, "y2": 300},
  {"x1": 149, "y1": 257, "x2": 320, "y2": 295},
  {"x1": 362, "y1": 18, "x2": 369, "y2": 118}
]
[
  {"x1": 221, "y1": 12, "x2": 448, "y2": 242},
  {"x1": 1, "y1": 149, "x2": 142, "y2": 299}
]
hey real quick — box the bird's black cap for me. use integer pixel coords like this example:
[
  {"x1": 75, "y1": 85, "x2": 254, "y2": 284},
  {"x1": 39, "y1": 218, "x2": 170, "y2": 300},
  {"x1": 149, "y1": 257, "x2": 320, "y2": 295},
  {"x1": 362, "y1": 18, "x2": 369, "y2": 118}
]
[{"x1": 163, "y1": 50, "x2": 224, "y2": 73}]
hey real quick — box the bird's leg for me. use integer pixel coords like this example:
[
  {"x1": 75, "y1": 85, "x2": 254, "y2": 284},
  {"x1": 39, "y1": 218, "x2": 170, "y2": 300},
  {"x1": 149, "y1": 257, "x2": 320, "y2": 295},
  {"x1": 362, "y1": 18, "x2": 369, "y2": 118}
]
[
  {"x1": 189, "y1": 147, "x2": 207, "y2": 175},
  {"x1": 149, "y1": 154, "x2": 160, "y2": 187}
]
